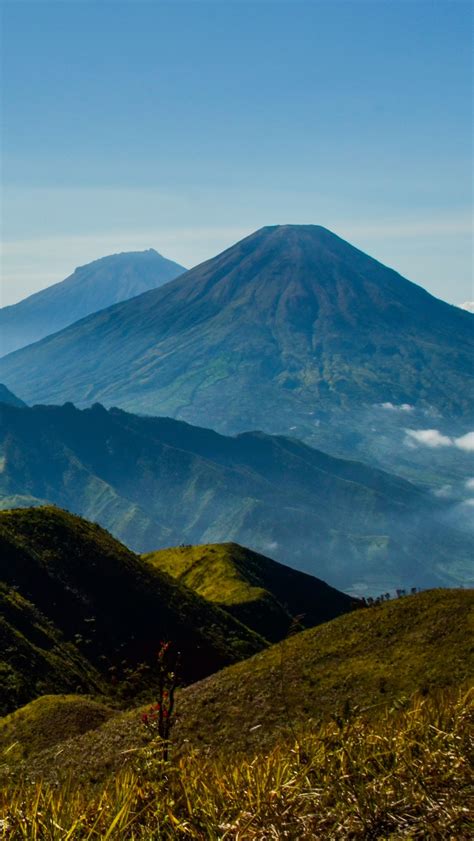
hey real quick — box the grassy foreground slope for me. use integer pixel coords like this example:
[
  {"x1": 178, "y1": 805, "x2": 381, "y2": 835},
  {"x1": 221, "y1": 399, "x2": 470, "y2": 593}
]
[
  {"x1": 175, "y1": 588, "x2": 473, "y2": 755},
  {"x1": 2, "y1": 688, "x2": 471, "y2": 839},
  {"x1": 144, "y1": 542, "x2": 357, "y2": 641},
  {"x1": 6, "y1": 588, "x2": 471, "y2": 785},
  {"x1": 0, "y1": 506, "x2": 266, "y2": 714}
]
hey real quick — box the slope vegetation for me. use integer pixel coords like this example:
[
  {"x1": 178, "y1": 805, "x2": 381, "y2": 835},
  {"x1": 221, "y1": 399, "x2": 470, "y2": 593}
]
[
  {"x1": 145, "y1": 542, "x2": 357, "y2": 641},
  {"x1": 173, "y1": 588, "x2": 474, "y2": 755},
  {"x1": 0, "y1": 506, "x2": 266, "y2": 714},
  {"x1": 1, "y1": 402, "x2": 471, "y2": 592},
  {"x1": 0, "y1": 695, "x2": 115, "y2": 763},
  {"x1": 0, "y1": 582, "x2": 105, "y2": 716},
  {"x1": 0, "y1": 249, "x2": 185, "y2": 357},
  {"x1": 4, "y1": 589, "x2": 471, "y2": 784}
]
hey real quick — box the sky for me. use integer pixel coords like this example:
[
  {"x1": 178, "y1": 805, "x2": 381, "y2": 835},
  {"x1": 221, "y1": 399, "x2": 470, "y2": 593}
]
[{"x1": 1, "y1": 0, "x2": 472, "y2": 306}]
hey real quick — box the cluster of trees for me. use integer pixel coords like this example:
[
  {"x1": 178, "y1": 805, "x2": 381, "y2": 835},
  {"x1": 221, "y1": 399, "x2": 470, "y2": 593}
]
[{"x1": 361, "y1": 587, "x2": 419, "y2": 607}]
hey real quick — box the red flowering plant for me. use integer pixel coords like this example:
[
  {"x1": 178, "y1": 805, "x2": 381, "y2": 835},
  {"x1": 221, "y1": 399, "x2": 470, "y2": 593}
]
[{"x1": 141, "y1": 640, "x2": 179, "y2": 761}]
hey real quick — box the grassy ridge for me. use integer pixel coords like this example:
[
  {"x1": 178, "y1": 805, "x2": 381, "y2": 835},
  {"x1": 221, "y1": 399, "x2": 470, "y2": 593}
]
[
  {"x1": 172, "y1": 588, "x2": 473, "y2": 757},
  {"x1": 144, "y1": 542, "x2": 357, "y2": 641},
  {"x1": 1, "y1": 688, "x2": 471, "y2": 839},
  {"x1": 4, "y1": 589, "x2": 471, "y2": 786},
  {"x1": 0, "y1": 695, "x2": 114, "y2": 764},
  {"x1": 0, "y1": 507, "x2": 266, "y2": 714}
]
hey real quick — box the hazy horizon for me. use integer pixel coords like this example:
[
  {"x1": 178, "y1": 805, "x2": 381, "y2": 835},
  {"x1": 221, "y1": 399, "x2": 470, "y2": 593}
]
[{"x1": 1, "y1": 0, "x2": 472, "y2": 307}]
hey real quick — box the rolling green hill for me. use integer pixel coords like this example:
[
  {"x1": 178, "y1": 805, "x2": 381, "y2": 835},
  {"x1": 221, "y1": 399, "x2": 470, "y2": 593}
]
[
  {"x1": 0, "y1": 506, "x2": 267, "y2": 714},
  {"x1": 1, "y1": 402, "x2": 472, "y2": 593},
  {"x1": 0, "y1": 249, "x2": 185, "y2": 357},
  {"x1": 145, "y1": 542, "x2": 357, "y2": 641},
  {"x1": 172, "y1": 588, "x2": 474, "y2": 756},
  {"x1": 4, "y1": 589, "x2": 471, "y2": 784},
  {"x1": 1, "y1": 226, "x2": 472, "y2": 480},
  {"x1": 0, "y1": 695, "x2": 115, "y2": 763}
]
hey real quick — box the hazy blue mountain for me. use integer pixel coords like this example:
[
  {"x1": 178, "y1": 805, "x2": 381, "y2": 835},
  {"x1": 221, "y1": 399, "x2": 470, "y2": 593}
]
[
  {"x1": 0, "y1": 249, "x2": 185, "y2": 356},
  {"x1": 0, "y1": 226, "x2": 471, "y2": 480},
  {"x1": 0, "y1": 402, "x2": 471, "y2": 594},
  {"x1": 0, "y1": 384, "x2": 26, "y2": 407}
]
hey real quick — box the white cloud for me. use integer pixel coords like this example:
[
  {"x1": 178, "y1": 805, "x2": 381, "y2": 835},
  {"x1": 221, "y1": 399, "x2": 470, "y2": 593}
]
[
  {"x1": 379, "y1": 402, "x2": 414, "y2": 412},
  {"x1": 405, "y1": 429, "x2": 452, "y2": 448},
  {"x1": 461, "y1": 498, "x2": 474, "y2": 507},
  {"x1": 455, "y1": 432, "x2": 474, "y2": 452},
  {"x1": 433, "y1": 484, "x2": 453, "y2": 498},
  {"x1": 459, "y1": 301, "x2": 474, "y2": 313},
  {"x1": 465, "y1": 478, "x2": 474, "y2": 490},
  {"x1": 405, "y1": 428, "x2": 474, "y2": 452},
  {"x1": 263, "y1": 541, "x2": 279, "y2": 553}
]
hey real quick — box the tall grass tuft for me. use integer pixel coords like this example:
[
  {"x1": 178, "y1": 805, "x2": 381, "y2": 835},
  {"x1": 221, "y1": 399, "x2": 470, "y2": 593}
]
[{"x1": 1, "y1": 687, "x2": 472, "y2": 839}]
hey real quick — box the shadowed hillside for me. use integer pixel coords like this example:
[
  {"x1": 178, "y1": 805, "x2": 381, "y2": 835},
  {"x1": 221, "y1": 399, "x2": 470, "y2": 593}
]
[{"x1": 0, "y1": 506, "x2": 267, "y2": 714}]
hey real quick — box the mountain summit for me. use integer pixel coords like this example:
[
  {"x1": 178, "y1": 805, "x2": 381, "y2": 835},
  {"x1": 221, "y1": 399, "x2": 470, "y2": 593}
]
[
  {"x1": 0, "y1": 248, "x2": 185, "y2": 356},
  {"x1": 0, "y1": 225, "x2": 472, "y2": 457}
]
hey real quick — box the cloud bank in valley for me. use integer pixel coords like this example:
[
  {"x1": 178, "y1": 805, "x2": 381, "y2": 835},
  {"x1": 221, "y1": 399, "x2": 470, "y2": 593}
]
[
  {"x1": 405, "y1": 429, "x2": 474, "y2": 452},
  {"x1": 379, "y1": 402, "x2": 414, "y2": 412}
]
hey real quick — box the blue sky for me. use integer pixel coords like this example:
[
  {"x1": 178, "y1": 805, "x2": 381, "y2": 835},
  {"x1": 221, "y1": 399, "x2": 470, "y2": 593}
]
[{"x1": 1, "y1": 0, "x2": 472, "y2": 305}]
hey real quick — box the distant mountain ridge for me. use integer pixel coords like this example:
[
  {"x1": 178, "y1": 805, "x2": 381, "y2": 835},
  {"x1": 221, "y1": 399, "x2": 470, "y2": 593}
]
[
  {"x1": 1, "y1": 225, "x2": 471, "y2": 476},
  {"x1": 0, "y1": 248, "x2": 185, "y2": 356},
  {"x1": 0, "y1": 384, "x2": 26, "y2": 407},
  {"x1": 0, "y1": 401, "x2": 471, "y2": 593}
]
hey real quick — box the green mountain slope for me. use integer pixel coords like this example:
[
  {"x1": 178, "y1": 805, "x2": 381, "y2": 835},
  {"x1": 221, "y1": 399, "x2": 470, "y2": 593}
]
[
  {"x1": 7, "y1": 589, "x2": 471, "y2": 783},
  {"x1": 0, "y1": 583, "x2": 105, "y2": 717},
  {"x1": 173, "y1": 588, "x2": 473, "y2": 757},
  {"x1": 1, "y1": 226, "x2": 472, "y2": 478},
  {"x1": 1, "y1": 402, "x2": 471, "y2": 592},
  {"x1": 0, "y1": 249, "x2": 185, "y2": 357},
  {"x1": 145, "y1": 542, "x2": 357, "y2": 641},
  {"x1": 0, "y1": 695, "x2": 115, "y2": 763},
  {"x1": 0, "y1": 506, "x2": 266, "y2": 714}
]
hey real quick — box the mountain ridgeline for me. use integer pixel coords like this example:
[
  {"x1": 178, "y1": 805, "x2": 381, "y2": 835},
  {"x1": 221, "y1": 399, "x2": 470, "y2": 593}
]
[
  {"x1": 0, "y1": 226, "x2": 472, "y2": 479},
  {"x1": 0, "y1": 384, "x2": 26, "y2": 408},
  {"x1": 0, "y1": 249, "x2": 185, "y2": 357},
  {"x1": 0, "y1": 506, "x2": 357, "y2": 716},
  {"x1": 0, "y1": 506, "x2": 267, "y2": 715},
  {"x1": 0, "y1": 402, "x2": 472, "y2": 593},
  {"x1": 144, "y1": 542, "x2": 355, "y2": 641}
]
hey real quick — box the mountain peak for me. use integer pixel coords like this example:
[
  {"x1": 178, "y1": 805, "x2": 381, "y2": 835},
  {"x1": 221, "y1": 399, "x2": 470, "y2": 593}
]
[
  {"x1": 0, "y1": 249, "x2": 186, "y2": 357},
  {"x1": 1, "y1": 225, "x2": 472, "y2": 454}
]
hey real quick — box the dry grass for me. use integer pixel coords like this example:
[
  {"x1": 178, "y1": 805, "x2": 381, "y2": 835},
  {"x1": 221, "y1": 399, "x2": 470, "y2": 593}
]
[{"x1": 1, "y1": 687, "x2": 472, "y2": 839}]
